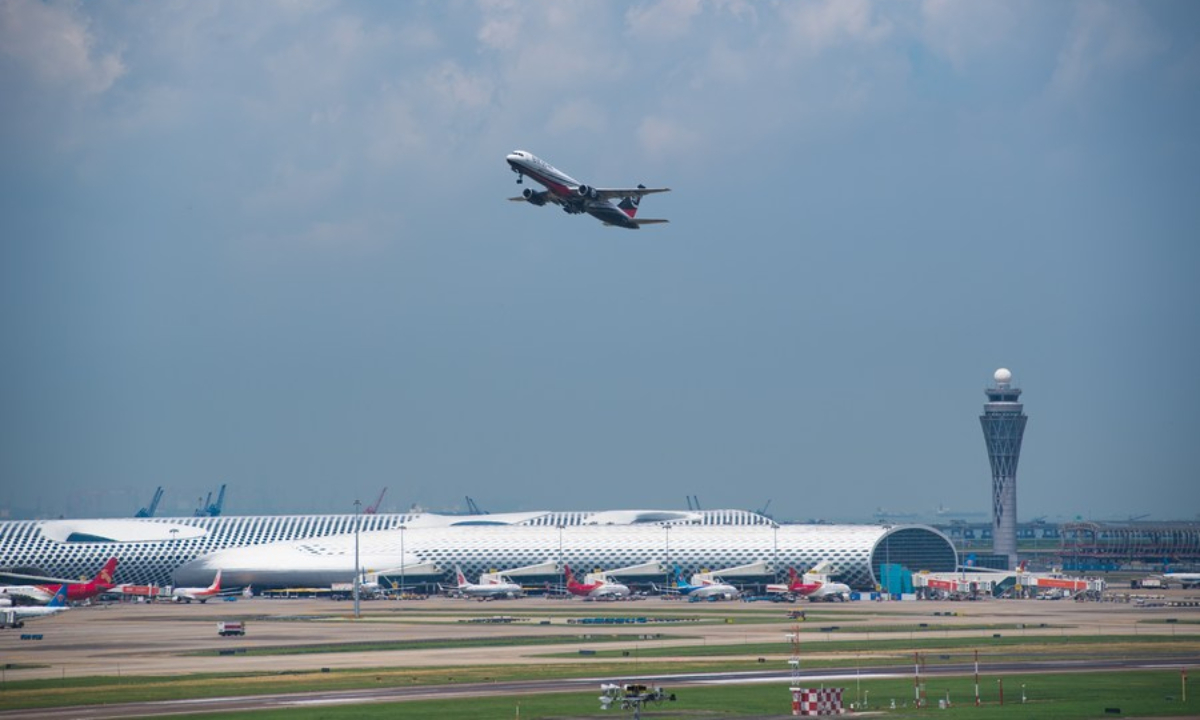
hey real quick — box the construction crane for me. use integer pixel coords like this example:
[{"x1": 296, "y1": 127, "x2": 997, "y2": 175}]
[
  {"x1": 193, "y1": 484, "x2": 227, "y2": 517},
  {"x1": 208, "y1": 484, "x2": 226, "y2": 516},
  {"x1": 135, "y1": 487, "x2": 164, "y2": 518},
  {"x1": 365, "y1": 487, "x2": 387, "y2": 514}
]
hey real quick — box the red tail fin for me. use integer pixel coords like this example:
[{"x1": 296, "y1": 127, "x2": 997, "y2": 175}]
[{"x1": 95, "y1": 558, "x2": 118, "y2": 585}]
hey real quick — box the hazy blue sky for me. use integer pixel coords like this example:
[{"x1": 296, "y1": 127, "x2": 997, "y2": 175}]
[{"x1": 2, "y1": 1, "x2": 1197, "y2": 522}]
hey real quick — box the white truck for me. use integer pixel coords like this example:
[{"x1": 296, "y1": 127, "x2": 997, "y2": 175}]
[{"x1": 217, "y1": 621, "x2": 245, "y2": 636}]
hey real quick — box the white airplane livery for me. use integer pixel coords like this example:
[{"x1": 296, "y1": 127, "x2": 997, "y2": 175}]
[
  {"x1": 450, "y1": 565, "x2": 523, "y2": 599},
  {"x1": 506, "y1": 150, "x2": 669, "y2": 229},
  {"x1": 172, "y1": 570, "x2": 222, "y2": 603},
  {"x1": 1164, "y1": 572, "x2": 1200, "y2": 589},
  {"x1": 2, "y1": 584, "x2": 68, "y2": 629}
]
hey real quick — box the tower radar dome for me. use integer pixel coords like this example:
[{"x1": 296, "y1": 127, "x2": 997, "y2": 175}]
[{"x1": 994, "y1": 368, "x2": 1013, "y2": 384}]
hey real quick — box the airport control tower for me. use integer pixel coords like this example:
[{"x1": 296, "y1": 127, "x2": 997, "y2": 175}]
[{"x1": 980, "y1": 368, "x2": 1027, "y2": 570}]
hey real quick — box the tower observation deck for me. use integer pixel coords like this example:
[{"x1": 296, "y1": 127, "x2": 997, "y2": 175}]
[{"x1": 980, "y1": 368, "x2": 1027, "y2": 570}]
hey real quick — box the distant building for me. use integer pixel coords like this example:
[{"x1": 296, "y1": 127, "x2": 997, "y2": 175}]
[{"x1": 0, "y1": 510, "x2": 957, "y2": 590}]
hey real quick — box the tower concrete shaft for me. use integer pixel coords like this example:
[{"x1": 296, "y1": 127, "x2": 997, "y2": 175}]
[{"x1": 980, "y1": 370, "x2": 1026, "y2": 570}]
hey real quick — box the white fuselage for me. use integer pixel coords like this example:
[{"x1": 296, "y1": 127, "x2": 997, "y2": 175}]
[
  {"x1": 1, "y1": 604, "x2": 67, "y2": 628},
  {"x1": 682, "y1": 577, "x2": 741, "y2": 600},
  {"x1": 806, "y1": 582, "x2": 852, "y2": 600},
  {"x1": 1165, "y1": 573, "x2": 1200, "y2": 588},
  {"x1": 457, "y1": 580, "x2": 523, "y2": 599},
  {"x1": 1, "y1": 587, "x2": 68, "y2": 628},
  {"x1": 585, "y1": 581, "x2": 632, "y2": 599},
  {"x1": 172, "y1": 571, "x2": 221, "y2": 603},
  {"x1": 0, "y1": 585, "x2": 54, "y2": 605}
]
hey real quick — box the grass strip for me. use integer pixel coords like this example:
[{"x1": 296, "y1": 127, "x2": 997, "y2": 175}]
[
  {"x1": 545, "y1": 632, "x2": 1200, "y2": 659},
  {"x1": 183, "y1": 632, "x2": 687, "y2": 656}
]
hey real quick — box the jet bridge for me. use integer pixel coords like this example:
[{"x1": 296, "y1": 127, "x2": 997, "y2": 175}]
[
  {"x1": 692, "y1": 560, "x2": 771, "y2": 582},
  {"x1": 479, "y1": 560, "x2": 558, "y2": 584}
]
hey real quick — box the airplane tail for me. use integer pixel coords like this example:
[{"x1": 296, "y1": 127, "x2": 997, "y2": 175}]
[
  {"x1": 617, "y1": 189, "x2": 644, "y2": 219},
  {"x1": 563, "y1": 564, "x2": 577, "y2": 585},
  {"x1": 454, "y1": 565, "x2": 468, "y2": 587},
  {"x1": 208, "y1": 570, "x2": 222, "y2": 593},
  {"x1": 47, "y1": 584, "x2": 69, "y2": 608},
  {"x1": 95, "y1": 558, "x2": 119, "y2": 585}
]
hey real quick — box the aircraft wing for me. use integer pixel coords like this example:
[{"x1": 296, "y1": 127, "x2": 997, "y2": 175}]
[
  {"x1": 593, "y1": 187, "x2": 670, "y2": 201},
  {"x1": 1, "y1": 571, "x2": 80, "y2": 585}
]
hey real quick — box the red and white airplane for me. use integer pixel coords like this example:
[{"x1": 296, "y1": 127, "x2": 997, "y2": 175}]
[
  {"x1": 563, "y1": 565, "x2": 631, "y2": 599},
  {"x1": 172, "y1": 570, "x2": 222, "y2": 603},
  {"x1": 768, "y1": 562, "x2": 851, "y2": 601},
  {"x1": 506, "y1": 150, "x2": 670, "y2": 229},
  {"x1": 0, "y1": 557, "x2": 119, "y2": 606}
]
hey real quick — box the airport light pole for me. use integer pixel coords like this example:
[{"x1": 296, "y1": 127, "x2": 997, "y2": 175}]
[
  {"x1": 399, "y1": 524, "x2": 406, "y2": 599},
  {"x1": 557, "y1": 524, "x2": 564, "y2": 591},
  {"x1": 771, "y1": 522, "x2": 780, "y2": 583},
  {"x1": 353, "y1": 499, "x2": 361, "y2": 619},
  {"x1": 663, "y1": 523, "x2": 671, "y2": 589}
]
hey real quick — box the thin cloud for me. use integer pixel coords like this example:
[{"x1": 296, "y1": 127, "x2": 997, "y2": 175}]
[
  {"x1": 1050, "y1": 1, "x2": 1168, "y2": 98},
  {"x1": 0, "y1": 0, "x2": 125, "y2": 95}
]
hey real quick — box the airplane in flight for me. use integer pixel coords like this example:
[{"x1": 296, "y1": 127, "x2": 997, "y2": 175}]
[
  {"x1": 506, "y1": 150, "x2": 669, "y2": 229},
  {"x1": 2, "y1": 584, "x2": 68, "y2": 629},
  {"x1": 449, "y1": 565, "x2": 523, "y2": 599},
  {"x1": 0, "y1": 558, "x2": 119, "y2": 606},
  {"x1": 172, "y1": 570, "x2": 223, "y2": 603},
  {"x1": 670, "y1": 567, "x2": 741, "y2": 601},
  {"x1": 563, "y1": 565, "x2": 631, "y2": 599}
]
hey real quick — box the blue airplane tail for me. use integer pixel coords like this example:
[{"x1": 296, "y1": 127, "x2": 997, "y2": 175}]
[
  {"x1": 47, "y1": 584, "x2": 69, "y2": 608},
  {"x1": 674, "y1": 565, "x2": 698, "y2": 593}
]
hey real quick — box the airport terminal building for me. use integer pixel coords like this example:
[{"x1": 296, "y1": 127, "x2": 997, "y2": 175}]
[{"x1": 0, "y1": 510, "x2": 957, "y2": 591}]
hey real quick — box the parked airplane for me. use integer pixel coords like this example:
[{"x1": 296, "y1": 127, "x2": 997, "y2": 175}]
[
  {"x1": 172, "y1": 570, "x2": 222, "y2": 603},
  {"x1": 563, "y1": 565, "x2": 631, "y2": 599},
  {"x1": 506, "y1": 150, "x2": 669, "y2": 229},
  {"x1": 771, "y1": 563, "x2": 851, "y2": 601},
  {"x1": 1164, "y1": 572, "x2": 1200, "y2": 589},
  {"x1": 0, "y1": 558, "x2": 119, "y2": 606},
  {"x1": 670, "y1": 567, "x2": 741, "y2": 601},
  {"x1": 2, "y1": 584, "x2": 68, "y2": 629},
  {"x1": 448, "y1": 565, "x2": 523, "y2": 599},
  {"x1": 766, "y1": 567, "x2": 821, "y2": 597}
]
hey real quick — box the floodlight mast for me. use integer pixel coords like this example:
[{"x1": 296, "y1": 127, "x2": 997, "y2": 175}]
[{"x1": 353, "y1": 499, "x2": 361, "y2": 619}]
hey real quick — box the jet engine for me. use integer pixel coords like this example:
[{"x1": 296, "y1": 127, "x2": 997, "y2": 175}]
[
  {"x1": 523, "y1": 188, "x2": 547, "y2": 206},
  {"x1": 575, "y1": 184, "x2": 598, "y2": 200}
]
